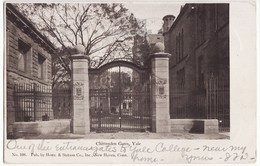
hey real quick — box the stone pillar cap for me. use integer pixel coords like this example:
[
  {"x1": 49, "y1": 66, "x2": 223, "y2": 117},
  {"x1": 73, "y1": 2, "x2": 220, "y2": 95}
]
[
  {"x1": 70, "y1": 54, "x2": 90, "y2": 61},
  {"x1": 74, "y1": 44, "x2": 85, "y2": 54},
  {"x1": 70, "y1": 44, "x2": 90, "y2": 61},
  {"x1": 149, "y1": 52, "x2": 171, "y2": 60},
  {"x1": 153, "y1": 42, "x2": 165, "y2": 53},
  {"x1": 149, "y1": 42, "x2": 171, "y2": 59}
]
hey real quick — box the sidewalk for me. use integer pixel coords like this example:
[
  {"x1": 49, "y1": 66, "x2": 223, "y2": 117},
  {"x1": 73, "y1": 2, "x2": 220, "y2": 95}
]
[{"x1": 18, "y1": 131, "x2": 230, "y2": 139}]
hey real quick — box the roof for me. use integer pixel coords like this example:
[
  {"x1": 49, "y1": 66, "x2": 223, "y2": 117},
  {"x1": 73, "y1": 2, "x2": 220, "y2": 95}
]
[
  {"x1": 162, "y1": 14, "x2": 175, "y2": 20},
  {"x1": 6, "y1": 3, "x2": 56, "y2": 54},
  {"x1": 147, "y1": 34, "x2": 164, "y2": 45},
  {"x1": 163, "y1": 4, "x2": 191, "y2": 35}
]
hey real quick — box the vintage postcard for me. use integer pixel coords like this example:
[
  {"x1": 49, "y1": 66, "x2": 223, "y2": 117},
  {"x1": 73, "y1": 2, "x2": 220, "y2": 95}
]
[{"x1": 3, "y1": 0, "x2": 257, "y2": 164}]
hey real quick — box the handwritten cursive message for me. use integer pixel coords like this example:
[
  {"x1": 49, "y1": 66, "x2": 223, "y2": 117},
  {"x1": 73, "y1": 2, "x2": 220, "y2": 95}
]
[{"x1": 5, "y1": 140, "x2": 255, "y2": 163}]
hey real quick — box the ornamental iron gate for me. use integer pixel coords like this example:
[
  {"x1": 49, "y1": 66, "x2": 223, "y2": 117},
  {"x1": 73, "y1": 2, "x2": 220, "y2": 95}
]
[{"x1": 89, "y1": 62, "x2": 151, "y2": 132}]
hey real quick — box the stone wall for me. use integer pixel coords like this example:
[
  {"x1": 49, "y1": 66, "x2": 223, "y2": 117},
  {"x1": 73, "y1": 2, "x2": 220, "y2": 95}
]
[
  {"x1": 6, "y1": 19, "x2": 52, "y2": 83},
  {"x1": 12, "y1": 120, "x2": 71, "y2": 138},
  {"x1": 6, "y1": 19, "x2": 53, "y2": 133},
  {"x1": 170, "y1": 119, "x2": 219, "y2": 134}
]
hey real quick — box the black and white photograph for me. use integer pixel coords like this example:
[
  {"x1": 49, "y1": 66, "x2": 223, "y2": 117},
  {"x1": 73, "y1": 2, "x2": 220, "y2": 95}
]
[{"x1": 3, "y1": 0, "x2": 257, "y2": 164}]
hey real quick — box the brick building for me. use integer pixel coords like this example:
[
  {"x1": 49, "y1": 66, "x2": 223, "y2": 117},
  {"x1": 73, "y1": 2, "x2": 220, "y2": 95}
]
[
  {"x1": 163, "y1": 4, "x2": 229, "y2": 130},
  {"x1": 6, "y1": 4, "x2": 56, "y2": 132}
]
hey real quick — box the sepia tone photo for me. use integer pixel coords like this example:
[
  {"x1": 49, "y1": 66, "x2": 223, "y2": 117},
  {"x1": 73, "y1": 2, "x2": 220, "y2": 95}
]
[{"x1": 5, "y1": 2, "x2": 230, "y2": 140}]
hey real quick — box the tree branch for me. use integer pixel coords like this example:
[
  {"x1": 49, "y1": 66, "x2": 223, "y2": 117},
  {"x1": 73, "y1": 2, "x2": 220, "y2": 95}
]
[
  {"x1": 38, "y1": 13, "x2": 71, "y2": 75},
  {"x1": 55, "y1": 6, "x2": 78, "y2": 44}
]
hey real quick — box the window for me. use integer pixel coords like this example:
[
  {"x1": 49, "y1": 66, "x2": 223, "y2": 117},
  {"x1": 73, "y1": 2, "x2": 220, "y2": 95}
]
[
  {"x1": 198, "y1": 56, "x2": 204, "y2": 90},
  {"x1": 175, "y1": 36, "x2": 178, "y2": 63},
  {"x1": 38, "y1": 54, "x2": 46, "y2": 80},
  {"x1": 177, "y1": 68, "x2": 185, "y2": 92},
  {"x1": 129, "y1": 102, "x2": 132, "y2": 108},
  {"x1": 181, "y1": 29, "x2": 184, "y2": 59},
  {"x1": 123, "y1": 102, "x2": 127, "y2": 109},
  {"x1": 18, "y1": 39, "x2": 30, "y2": 72},
  {"x1": 175, "y1": 29, "x2": 184, "y2": 64}
]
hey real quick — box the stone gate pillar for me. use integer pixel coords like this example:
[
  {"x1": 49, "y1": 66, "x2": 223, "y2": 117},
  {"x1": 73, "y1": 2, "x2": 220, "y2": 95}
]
[
  {"x1": 150, "y1": 43, "x2": 171, "y2": 133},
  {"x1": 70, "y1": 45, "x2": 90, "y2": 134}
]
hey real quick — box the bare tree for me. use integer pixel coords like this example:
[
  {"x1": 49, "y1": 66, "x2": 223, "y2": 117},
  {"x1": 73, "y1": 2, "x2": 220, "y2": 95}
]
[{"x1": 16, "y1": 3, "x2": 145, "y2": 88}]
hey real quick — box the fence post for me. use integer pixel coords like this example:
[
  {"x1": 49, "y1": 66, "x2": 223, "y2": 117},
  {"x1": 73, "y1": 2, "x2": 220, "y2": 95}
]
[
  {"x1": 14, "y1": 84, "x2": 17, "y2": 122},
  {"x1": 33, "y1": 83, "x2": 36, "y2": 121}
]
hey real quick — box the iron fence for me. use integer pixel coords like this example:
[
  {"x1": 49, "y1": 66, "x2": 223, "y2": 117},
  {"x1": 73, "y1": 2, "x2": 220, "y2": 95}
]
[
  {"x1": 206, "y1": 77, "x2": 230, "y2": 132},
  {"x1": 170, "y1": 91, "x2": 206, "y2": 119},
  {"x1": 13, "y1": 83, "x2": 71, "y2": 122},
  {"x1": 170, "y1": 77, "x2": 230, "y2": 132},
  {"x1": 53, "y1": 88, "x2": 72, "y2": 119}
]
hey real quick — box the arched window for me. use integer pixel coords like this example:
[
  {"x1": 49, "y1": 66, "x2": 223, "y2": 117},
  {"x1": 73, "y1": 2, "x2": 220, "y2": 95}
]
[
  {"x1": 129, "y1": 102, "x2": 132, "y2": 108},
  {"x1": 123, "y1": 102, "x2": 127, "y2": 109}
]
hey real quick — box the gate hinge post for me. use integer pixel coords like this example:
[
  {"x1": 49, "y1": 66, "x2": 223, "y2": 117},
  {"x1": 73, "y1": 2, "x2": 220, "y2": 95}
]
[
  {"x1": 149, "y1": 42, "x2": 171, "y2": 133},
  {"x1": 70, "y1": 44, "x2": 91, "y2": 135}
]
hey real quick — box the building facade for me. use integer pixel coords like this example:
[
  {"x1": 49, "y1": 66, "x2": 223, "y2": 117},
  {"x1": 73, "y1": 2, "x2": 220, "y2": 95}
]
[
  {"x1": 163, "y1": 4, "x2": 229, "y2": 130},
  {"x1": 6, "y1": 4, "x2": 56, "y2": 131}
]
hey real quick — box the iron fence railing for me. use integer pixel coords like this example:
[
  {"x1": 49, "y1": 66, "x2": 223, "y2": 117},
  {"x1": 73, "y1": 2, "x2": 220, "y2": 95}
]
[
  {"x1": 206, "y1": 77, "x2": 230, "y2": 132},
  {"x1": 170, "y1": 77, "x2": 230, "y2": 132},
  {"x1": 13, "y1": 83, "x2": 71, "y2": 122}
]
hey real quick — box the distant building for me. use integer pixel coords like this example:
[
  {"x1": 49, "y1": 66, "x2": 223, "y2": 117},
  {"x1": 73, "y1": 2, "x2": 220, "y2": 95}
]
[
  {"x1": 132, "y1": 33, "x2": 164, "y2": 65},
  {"x1": 6, "y1": 4, "x2": 55, "y2": 131},
  {"x1": 147, "y1": 34, "x2": 164, "y2": 48},
  {"x1": 163, "y1": 4, "x2": 229, "y2": 130}
]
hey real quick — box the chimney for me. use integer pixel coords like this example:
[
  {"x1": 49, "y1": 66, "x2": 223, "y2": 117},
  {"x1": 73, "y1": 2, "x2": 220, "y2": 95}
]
[{"x1": 162, "y1": 15, "x2": 175, "y2": 33}]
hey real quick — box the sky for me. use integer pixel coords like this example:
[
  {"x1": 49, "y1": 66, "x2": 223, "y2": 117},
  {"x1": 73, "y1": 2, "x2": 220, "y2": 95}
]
[{"x1": 124, "y1": 2, "x2": 184, "y2": 33}]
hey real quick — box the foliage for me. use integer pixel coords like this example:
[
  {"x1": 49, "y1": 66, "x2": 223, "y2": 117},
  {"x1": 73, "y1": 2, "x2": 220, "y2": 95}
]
[
  {"x1": 132, "y1": 34, "x2": 151, "y2": 66},
  {"x1": 110, "y1": 71, "x2": 132, "y2": 92},
  {"x1": 16, "y1": 3, "x2": 146, "y2": 88},
  {"x1": 89, "y1": 69, "x2": 132, "y2": 92}
]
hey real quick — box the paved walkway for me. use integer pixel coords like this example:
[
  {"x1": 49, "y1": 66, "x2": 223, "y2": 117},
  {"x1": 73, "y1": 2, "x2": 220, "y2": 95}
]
[{"x1": 19, "y1": 131, "x2": 229, "y2": 139}]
